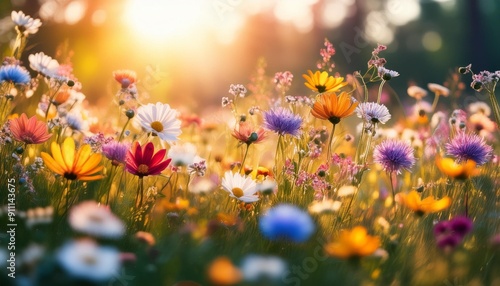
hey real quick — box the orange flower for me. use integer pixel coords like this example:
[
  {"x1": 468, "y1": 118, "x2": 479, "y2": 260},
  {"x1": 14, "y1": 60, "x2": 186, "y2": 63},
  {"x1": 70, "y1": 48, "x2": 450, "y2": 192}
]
[
  {"x1": 207, "y1": 256, "x2": 242, "y2": 285},
  {"x1": 303, "y1": 70, "x2": 348, "y2": 93},
  {"x1": 41, "y1": 137, "x2": 103, "y2": 181},
  {"x1": 9, "y1": 113, "x2": 52, "y2": 144},
  {"x1": 325, "y1": 226, "x2": 380, "y2": 259},
  {"x1": 399, "y1": 190, "x2": 451, "y2": 215},
  {"x1": 311, "y1": 91, "x2": 358, "y2": 124},
  {"x1": 436, "y1": 155, "x2": 479, "y2": 180}
]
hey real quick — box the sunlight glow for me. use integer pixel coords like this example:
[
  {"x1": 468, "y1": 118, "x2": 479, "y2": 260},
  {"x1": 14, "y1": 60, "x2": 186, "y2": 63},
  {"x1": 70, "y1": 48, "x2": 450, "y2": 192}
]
[{"x1": 123, "y1": 0, "x2": 207, "y2": 41}]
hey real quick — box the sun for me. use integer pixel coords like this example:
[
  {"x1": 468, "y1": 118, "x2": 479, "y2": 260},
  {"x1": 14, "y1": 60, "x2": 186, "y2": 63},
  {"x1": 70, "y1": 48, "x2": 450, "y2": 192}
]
[{"x1": 123, "y1": 0, "x2": 207, "y2": 41}]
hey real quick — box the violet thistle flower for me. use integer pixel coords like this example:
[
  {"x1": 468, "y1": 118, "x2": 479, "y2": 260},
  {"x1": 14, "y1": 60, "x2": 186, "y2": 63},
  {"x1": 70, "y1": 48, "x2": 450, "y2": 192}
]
[
  {"x1": 263, "y1": 107, "x2": 302, "y2": 137},
  {"x1": 373, "y1": 139, "x2": 415, "y2": 175},
  {"x1": 445, "y1": 132, "x2": 493, "y2": 165}
]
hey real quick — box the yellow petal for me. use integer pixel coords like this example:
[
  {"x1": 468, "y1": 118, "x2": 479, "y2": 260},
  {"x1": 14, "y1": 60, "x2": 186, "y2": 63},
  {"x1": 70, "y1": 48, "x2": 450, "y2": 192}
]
[
  {"x1": 73, "y1": 145, "x2": 92, "y2": 174},
  {"x1": 78, "y1": 154, "x2": 103, "y2": 175},
  {"x1": 50, "y1": 141, "x2": 67, "y2": 173},
  {"x1": 61, "y1": 137, "x2": 76, "y2": 171},
  {"x1": 40, "y1": 152, "x2": 65, "y2": 175}
]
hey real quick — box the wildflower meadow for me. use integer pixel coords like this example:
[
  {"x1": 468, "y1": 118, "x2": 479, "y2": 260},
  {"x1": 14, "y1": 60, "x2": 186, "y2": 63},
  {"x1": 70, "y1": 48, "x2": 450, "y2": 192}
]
[{"x1": 1, "y1": 5, "x2": 500, "y2": 286}]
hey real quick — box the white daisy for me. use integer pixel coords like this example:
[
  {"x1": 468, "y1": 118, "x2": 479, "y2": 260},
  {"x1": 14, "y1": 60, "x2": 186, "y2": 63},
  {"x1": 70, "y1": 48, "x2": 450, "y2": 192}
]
[
  {"x1": 136, "y1": 102, "x2": 181, "y2": 142},
  {"x1": 56, "y1": 239, "x2": 121, "y2": 282},
  {"x1": 11, "y1": 11, "x2": 42, "y2": 35},
  {"x1": 240, "y1": 255, "x2": 286, "y2": 281},
  {"x1": 28, "y1": 52, "x2": 59, "y2": 77},
  {"x1": 308, "y1": 198, "x2": 342, "y2": 214},
  {"x1": 221, "y1": 171, "x2": 259, "y2": 203},
  {"x1": 356, "y1": 102, "x2": 391, "y2": 124},
  {"x1": 167, "y1": 142, "x2": 198, "y2": 166},
  {"x1": 69, "y1": 201, "x2": 125, "y2": 239}
]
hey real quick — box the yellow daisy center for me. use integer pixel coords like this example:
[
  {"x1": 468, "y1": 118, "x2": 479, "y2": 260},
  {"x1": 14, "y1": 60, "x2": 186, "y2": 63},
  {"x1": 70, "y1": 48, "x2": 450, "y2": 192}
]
[
  {"x1": 231, "y1": 187, "x2": 244, "y2": 198},
  {"x1": 137, "y1": 164, "x2": 149, "y2": 175},
  {"x1": 150, "y1": 121, "x2": 164, "y2": 132}
]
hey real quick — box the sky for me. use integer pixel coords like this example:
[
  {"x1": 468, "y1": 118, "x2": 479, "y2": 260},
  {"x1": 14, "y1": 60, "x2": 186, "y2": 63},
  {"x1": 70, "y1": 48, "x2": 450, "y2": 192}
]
[{"x1": 1, "y1": 0, "x2": 499, "y2": 114}]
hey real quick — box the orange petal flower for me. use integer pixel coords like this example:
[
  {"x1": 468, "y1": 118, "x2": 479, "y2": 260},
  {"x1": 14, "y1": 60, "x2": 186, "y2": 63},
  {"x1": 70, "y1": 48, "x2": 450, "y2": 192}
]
[
  {"x1": 303, "y1": 70, "x2": 348, "y2": 93},
  {"x1": 40, "y1": 137, "x2": 103, "y2": 181},
  {"x1": 325, "y1": 226, "x2": 380, "y2": 259},
  {"x1": 231, "y1": 122, "x2": 266, "y2": 145},
  {"x1": 436, "y1": 155, "x2": 479, "y2": 180},
  {"x1": 9, "y1": 113, "x2": 52, "y2": 144},
  {"x1": 399, "y1": 190, "x2": 451, "y2": 215},
  {"x1": 207, "y1": 256, "x2": 242, "y2": 285},
  {"x1": 311, "y1": 91, "x2": 358, "y2": 124}
]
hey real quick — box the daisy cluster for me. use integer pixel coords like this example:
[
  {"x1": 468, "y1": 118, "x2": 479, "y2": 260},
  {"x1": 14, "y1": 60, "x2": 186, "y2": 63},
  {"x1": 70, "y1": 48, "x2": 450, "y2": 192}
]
[{"x1": 0, "y1": 11, "x2": 499, "y2": 286}]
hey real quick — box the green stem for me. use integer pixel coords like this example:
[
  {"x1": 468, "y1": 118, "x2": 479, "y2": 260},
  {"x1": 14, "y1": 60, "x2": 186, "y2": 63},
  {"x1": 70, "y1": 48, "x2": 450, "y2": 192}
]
[
  {"x1": 488, "y1": 91, "x2": 500, "y2": 129},
  {"x1": 239, "y1": 143, "x2": 250, "y2": 174},
  {"x1": 431, "y1": 93, "x2": 440, "y2": 112},
  {"x1": 377, "y1": 80, "x2": 386, "y2": 104},
  {"x1": 327, "y1": 123, "x2": 337, "y2": 160},
  {"x1": 118, "y1": 117, "x2": 131, "y2": 142}
]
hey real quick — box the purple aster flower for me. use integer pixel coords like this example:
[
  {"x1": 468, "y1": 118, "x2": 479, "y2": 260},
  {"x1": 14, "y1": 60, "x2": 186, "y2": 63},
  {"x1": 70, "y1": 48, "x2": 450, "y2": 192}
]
[
  {"x1": 259, "y1": 204, "x2": 315, "y2": 243},
  {"x1": 433, "y1": 216, "x2": 473, "y2": 252},
  {"x1": 0, "y1": 65, "x2": 31, "y2": 85},
  {"x1": 449, "y1": 216, "x2": 473, "y2": 238},
  {"x1": 263, "y1": 107, "x2": 302, "y2": 137},
  {"x1": 373, "y1": 139, "x2": 415, "y2": 174},
  {"x1": 433, "y1": 220, "x2": 451, "y2": 237},
  {"x1": 102, "y1": 141, "x2": 130, "y2": 166},
  {"x1": 445, "y1": 132, "x2": 493, "y2": 165},
  {"x1": 356, "y1": 102, "x2": 391, "y2": 124},
  {"x1": 436, "y1": 234, "x2": 460, "y2": 250}
]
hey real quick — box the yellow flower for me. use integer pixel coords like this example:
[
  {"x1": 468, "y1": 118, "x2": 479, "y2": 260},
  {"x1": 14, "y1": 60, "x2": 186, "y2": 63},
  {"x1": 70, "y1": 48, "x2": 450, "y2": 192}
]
[
  {"x1": 436, "y1": 155, "x2": 479, "y2": 180},
  {"x1": 399, "y1": 190, "x2": 451, "y2": 215},
  {"x1": 303, "y1": 70, "x2": 348, "y2": 93},
  {"x1": 325, "y1": 226, "x2": 380, "y2": 259},
  {"x1": 41, "y1": 137, "x2": 103, "y2": 181},
  {"x1": 311, "y1": 91, "x2": 358, "y2": 124}
]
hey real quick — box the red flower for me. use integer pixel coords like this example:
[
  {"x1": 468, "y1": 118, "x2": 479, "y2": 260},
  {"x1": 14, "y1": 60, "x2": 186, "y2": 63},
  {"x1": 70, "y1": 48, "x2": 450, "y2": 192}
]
[
  {"x1": 125, "y1": 142, "x2": 171, "y2": 177},
  {"x1": 113, "y1": 69, "x2": 136, "y2": 89},
  {"x1": 231, "y1": 122, "x2": 266, "y2": 145},
  {"x1": 9, "y1": 113, "x2": 52, "y2": 144}
]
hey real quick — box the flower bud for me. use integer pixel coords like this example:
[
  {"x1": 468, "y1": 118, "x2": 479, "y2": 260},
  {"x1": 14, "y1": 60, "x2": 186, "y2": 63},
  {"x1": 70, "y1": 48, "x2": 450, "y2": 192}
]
[
  {"x1": 458, "y1": 67, "x2": 467, "y2": 74},
  {"x1": 125, "y1": 109, "x2": 135, "y2": 119},
  {"x1": 67, "y1": 80, "x2": 75, "y2": 87},
  {"x1": 248, "y1": 132, "x2": 258, "y2": 143},
  {"x1": 472, "y1": 81, "x2": 482, "y2": 91}
]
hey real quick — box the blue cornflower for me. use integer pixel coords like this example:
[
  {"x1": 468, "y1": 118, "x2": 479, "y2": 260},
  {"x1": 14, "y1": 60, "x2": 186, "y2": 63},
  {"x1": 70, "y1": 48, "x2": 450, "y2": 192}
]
[
  {"x1": 373, "y1": 139, "x2": 415, "y2": 174},
  {"x1": 259, "y1": 204, "x2": 315, "y2": 243},
  {"x1": 0, "y1": 65, "x2": 31, "y2": 85},
  {"x1": 263, "y1": 107, "x2": 302, "y2": 137},
  {"x1": 445, "y1": 132, "x2": 493, "y2": 166}
]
